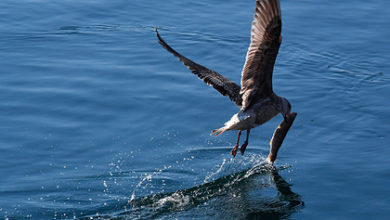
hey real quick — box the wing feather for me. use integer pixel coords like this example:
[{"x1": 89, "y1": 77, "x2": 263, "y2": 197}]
[
  {"x1": 240, "y1": 0, "x2": 282, "y2": 110},
  {"x1": 156, "y1": 28, "x2": 242, "y2": 106}
]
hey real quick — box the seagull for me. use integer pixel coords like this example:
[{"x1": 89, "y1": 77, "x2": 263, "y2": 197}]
[{"x1": 156, "y1": 0, "x2": 292, "y2": 157}]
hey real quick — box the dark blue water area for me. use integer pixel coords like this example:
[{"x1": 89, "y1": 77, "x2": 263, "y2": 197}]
[{"x1": 1, "y1": 0, "x2": 389, "y2": 219}]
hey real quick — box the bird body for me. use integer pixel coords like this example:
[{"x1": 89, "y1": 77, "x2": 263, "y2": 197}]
[
  {"x1": 211, "y1": 95, "x2": 282, "y2": 136},
  {"x1": 156, "y1": 0, "x2": 293, "y2": 157}
]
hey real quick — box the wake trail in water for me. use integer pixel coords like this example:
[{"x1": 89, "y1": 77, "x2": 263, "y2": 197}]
[
  {"x1": 122, "y1": 156, "x2": 295, "y2": 219},
  {"x1": 79, "y1": 152, "x2": 301, "y2": 219}
]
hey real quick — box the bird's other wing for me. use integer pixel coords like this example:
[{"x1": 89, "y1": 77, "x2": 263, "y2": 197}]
[
  {"x1": 240, "y1": 0, "x2": 282, "y2": 110},
  {"x1": 156, "y1": 28, "x2": 242, "y2": 107}
]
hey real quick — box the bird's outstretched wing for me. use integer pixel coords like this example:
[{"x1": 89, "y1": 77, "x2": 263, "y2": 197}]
[
  {"x1": 240, "y1": 0, "x2": 282, "y2": 110},
  {"x1": 156, "y1": 28, "x2": 242, "y2": 106}
]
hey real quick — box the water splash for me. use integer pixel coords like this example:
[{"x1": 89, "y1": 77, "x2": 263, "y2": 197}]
[
  {"x1": 203, "y1": 153, "x2": 269, "y2": 183},
  {"x1": 129, "y1": 165, "x2": 172, "y2": 202},
  {"x1": 118, "y1": 164, "x2": 301, "y2": 219},
  {"x1": 203, "y1": 158, "x2": 227, "y2": 183}
]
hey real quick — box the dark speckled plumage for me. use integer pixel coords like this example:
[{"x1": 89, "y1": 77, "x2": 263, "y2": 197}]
[{"x1": 240, "y1": 0, "x2": 282, "y2": 110}]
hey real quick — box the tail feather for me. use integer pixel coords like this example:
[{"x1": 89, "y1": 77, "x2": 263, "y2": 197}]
[
  {"x1": 210, "y1": 113, "x2": 241, "y2": 136},
  {"x1": 210, "y1": 127, "x2": 227, "y2": 136}
]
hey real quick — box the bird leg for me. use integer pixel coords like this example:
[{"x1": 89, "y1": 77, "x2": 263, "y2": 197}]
[
  {"x1": 240, "y1": 129, "x2": 251, "y2": 155},
  {"x1": 231, "y1": 130, "x2": 242, "y2": 157}
]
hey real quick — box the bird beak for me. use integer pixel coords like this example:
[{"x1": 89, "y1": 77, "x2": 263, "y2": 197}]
[{"x1": 283, "y1": 111, "x2": 291, "y2": 123}]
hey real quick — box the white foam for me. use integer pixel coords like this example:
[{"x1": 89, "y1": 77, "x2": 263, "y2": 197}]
[{"x1": 156, "y1": 192, "x2": 190, "y2": 208}]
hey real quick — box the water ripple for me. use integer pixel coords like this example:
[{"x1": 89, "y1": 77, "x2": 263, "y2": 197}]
[{"x1": 81, "y1": 165, "x2": 302, "y2": 219}]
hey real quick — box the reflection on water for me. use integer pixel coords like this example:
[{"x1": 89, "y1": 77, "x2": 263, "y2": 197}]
[
  {"x1": 245, "y1": 169, "x2": 304, "y2": 220},
  {"x1": 81, "y1": 164, "x2": 303, "y2": 219}
]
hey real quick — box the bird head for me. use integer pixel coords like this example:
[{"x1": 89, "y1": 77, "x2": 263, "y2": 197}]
[{"x1": 280, "y1": 97, "x2": 291, "y2": 122}]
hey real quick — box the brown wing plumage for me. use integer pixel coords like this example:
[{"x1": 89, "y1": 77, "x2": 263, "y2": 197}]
[
  {"x1": 156, "y1": 28, "x2": 242, "y2": 106},
  {"x1": 240, "y1": 0, "x2": 282, "y2": 110}
]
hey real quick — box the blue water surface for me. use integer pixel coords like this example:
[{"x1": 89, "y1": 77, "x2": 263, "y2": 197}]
[{"x1": 1, "y1": 0, "x2": 389, "y2": 219}]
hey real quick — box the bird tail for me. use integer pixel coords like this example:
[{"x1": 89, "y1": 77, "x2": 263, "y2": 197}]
[{"x1": 210, "y1": 127, "x2": 227, "y2": 136}]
